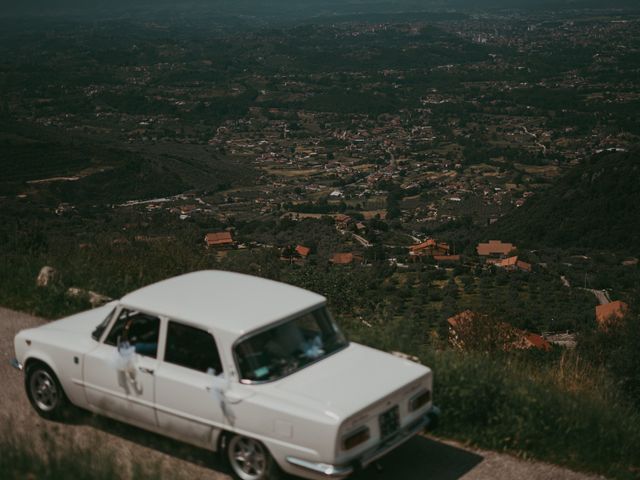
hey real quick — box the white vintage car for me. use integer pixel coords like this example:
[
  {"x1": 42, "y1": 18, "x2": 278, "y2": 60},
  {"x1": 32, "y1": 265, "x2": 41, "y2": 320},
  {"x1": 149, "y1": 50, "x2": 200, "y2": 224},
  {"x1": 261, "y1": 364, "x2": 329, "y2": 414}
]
[{"x1": 12, "y1": 270, "x2": 438, "y2": 480}]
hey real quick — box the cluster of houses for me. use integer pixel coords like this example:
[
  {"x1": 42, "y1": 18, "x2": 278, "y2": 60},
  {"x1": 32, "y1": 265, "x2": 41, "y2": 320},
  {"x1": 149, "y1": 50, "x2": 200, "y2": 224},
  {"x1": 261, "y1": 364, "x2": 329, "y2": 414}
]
[
  {"x1": 407, "y1": 238, "x2": 534, "y2": 271},
  {"x1": 409, "y1": 239, "x2": 460, "y2": 263},
  {"x1": 446, "y1": 298, "x2": 634, "y2": 353},
  {"x1": 201, "y1": 227, "x2": 632, "y2": 350},
  {"x1": 202, "y1": 224, "x2": 536, "y2": 273},
  {"x1": 409, "y1": 238, "x2": 533, "y2": 272},
  {"x1": 446, "y1": 310, "x2": 552, "y2": 352},
  {"x1": 476, "y1": 240, "x2": 532, "y2": 272}
]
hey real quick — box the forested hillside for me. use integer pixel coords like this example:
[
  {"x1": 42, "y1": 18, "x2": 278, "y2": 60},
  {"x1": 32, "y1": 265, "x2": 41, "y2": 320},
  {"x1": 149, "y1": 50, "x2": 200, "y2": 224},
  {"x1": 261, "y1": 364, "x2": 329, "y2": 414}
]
[
  {"x1": 491, "y1": 148, "x2": 640, "y2": 255},
  {"x1": 0, "y1": 118, "x2": 256, "y2": 204}
]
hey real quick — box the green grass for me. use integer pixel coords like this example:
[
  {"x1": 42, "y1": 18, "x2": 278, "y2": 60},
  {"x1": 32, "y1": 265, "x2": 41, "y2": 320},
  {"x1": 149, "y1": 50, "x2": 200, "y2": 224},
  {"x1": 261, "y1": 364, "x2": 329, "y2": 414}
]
[
  {"x1": 421, "y1": 349, "x2": 640, "y2": 480},
  {"x1": 0, "y1": 420, "x2": 163, "y2": 480},
  {"x1": 348, "y1": 316, "x2": 640, "y2": 479}
]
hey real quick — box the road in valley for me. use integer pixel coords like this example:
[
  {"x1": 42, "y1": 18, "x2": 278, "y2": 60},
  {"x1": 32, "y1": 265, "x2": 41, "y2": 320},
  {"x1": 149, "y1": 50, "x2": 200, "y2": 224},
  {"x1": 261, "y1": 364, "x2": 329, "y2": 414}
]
[
  {"x1": 582, "y1": 288, "x2": 612, "y2": 305},
  {"x1": 0, "y1": 307, "x2": 604, "y2": 480}
]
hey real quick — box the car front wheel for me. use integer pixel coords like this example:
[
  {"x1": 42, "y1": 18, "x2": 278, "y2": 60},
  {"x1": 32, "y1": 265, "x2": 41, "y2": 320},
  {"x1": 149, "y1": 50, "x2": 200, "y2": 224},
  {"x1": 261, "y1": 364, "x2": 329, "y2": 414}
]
[
  {"x1": 225, "y1": 434, "x2": 282, "y2": 480},
  {"x1": 25, "y1": 362, "x2": 68, "y2": 420}
]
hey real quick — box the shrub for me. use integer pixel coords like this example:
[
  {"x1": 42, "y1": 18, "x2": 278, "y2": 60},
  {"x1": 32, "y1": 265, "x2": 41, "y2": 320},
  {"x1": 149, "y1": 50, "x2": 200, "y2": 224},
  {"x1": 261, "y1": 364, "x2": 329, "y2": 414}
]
[
  {"x1": 579, "y1": 306, "x2": 640, "y2": 408},
  {"x1": 421, "y1": 349, "x2": 640, "y2": 480}
]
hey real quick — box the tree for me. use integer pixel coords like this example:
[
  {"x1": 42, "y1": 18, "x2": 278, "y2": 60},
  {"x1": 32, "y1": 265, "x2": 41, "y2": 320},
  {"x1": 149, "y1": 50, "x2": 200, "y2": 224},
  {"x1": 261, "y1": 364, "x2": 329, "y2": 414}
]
[
  {"x1": 579, "y1": 303, "x2": 640, "y2": 408},
  {"x1": 444, "y1": 278, "x2": 460, "y2": 299},
  {"x1": 460, "y1": 274, "x2": 475, "y2": 293}
]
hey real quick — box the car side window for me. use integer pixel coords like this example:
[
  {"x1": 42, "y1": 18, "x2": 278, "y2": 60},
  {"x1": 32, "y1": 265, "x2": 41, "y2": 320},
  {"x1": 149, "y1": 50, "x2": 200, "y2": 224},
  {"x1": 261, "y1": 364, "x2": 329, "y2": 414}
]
[
  {"x1": 105, "y1": 309, "x2": 160, "y2": 358},
  {"x1": 165, "y1": 321, "x2": 223, "y2": 375}
]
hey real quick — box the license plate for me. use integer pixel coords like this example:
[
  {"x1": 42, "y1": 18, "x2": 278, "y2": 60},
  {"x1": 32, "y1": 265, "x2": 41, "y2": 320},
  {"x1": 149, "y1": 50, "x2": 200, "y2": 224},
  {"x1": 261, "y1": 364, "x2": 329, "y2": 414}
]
[{"x1": 379, "y1": 405, "x2": 400, "y2": 439}]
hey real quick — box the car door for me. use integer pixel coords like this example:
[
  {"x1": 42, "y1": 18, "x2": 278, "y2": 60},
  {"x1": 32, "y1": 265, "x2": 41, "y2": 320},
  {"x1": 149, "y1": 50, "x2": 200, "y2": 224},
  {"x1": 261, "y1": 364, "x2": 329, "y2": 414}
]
[
  {"x1": 154, "y1": 320, "x2": 227, "y2": 449},
  {"x1": 83, "y1": 308, "x2": 160, "y2": 427}
]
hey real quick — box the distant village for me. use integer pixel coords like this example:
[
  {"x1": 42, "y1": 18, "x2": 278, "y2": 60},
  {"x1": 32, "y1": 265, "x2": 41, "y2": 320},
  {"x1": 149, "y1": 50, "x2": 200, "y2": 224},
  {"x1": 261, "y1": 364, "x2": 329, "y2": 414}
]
[{"x1": 7, "y1": 12, "x2": 638, "y2": 358}]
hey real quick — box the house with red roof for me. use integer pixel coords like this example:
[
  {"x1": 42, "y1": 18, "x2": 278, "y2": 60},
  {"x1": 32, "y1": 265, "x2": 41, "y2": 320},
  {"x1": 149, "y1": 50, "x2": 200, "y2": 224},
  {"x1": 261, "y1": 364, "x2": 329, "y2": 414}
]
[
  {"x1": 409, "y1": 238, "x2": 450, "y2": 260},
  {"x1": 595, "y1": 300, "x2": 629, "y2": 329},
  {"x1": 489, "y1": 255, "x2": 532, "y2": 272},
  {"x1": 476, "y1": 240, "x2": 515, "y2": 258},
  {"x1": 329, "y1": 252, "x2": 363, "y2": 266},
  {"x1": 204, "y1": 231, "x2": 234, "y2": 248},
  {"x1": 281, "y1": 244, "x2": 312, "y2": 265},
  {"x1": 334, "y1": 214, "x2": 352, "y2": 230},
  {"x1": 295, "y1": 245, "x2": 311, "y2": 258}
]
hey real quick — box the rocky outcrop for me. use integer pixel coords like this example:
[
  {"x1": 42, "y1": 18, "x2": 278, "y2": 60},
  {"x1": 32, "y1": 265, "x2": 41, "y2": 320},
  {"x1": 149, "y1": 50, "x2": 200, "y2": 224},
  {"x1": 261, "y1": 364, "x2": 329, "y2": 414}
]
[
  {"x1": 36, "y1": 266, "x2": 58, "y2": 287},
  {"x1": 66, "y1": 287, "x2": 112, "y2": 308}
]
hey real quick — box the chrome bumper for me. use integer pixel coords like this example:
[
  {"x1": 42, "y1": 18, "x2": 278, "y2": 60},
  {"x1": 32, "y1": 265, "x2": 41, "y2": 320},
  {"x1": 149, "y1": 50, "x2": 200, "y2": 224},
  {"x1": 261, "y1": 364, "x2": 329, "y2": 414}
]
[
  {"x1": 10, "y1": 358, "x2": 23, "y2": 371},
  {"x1": 285, "y1": 458, "x2": 353, "y2": 478},
  {"x1": 287, "y1": 405, "x2": 440, "y2": 478}
]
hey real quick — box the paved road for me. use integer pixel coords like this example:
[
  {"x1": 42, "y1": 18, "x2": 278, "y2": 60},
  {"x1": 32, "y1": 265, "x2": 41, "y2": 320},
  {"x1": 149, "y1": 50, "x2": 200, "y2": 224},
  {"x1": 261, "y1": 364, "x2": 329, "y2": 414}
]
[
  {"x1": 581, "y1": 289, "x2": 611, "y2": 305},
  {"x1": 0, "y1": 307, "x2": 604, "y2": 480},
  {"x1": 351, "y1": 233, "x2": 372, "y2": 248}
]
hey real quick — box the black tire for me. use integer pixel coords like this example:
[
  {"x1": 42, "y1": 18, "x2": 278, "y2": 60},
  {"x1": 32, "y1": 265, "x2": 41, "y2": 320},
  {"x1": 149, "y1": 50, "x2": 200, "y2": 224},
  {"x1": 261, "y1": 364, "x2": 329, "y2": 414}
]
[
  {"x1": 25, "y1": 362, "x2": 69, "y2": 420},
  {"x1": 222, "y1": 433, "x2": 283, "y2": 480}
]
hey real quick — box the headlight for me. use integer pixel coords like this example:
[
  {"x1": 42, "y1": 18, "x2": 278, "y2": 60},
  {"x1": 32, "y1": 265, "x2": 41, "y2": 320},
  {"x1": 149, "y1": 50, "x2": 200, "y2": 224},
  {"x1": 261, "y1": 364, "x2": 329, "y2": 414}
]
[
  {"x1": 342, "y1": 426, "x2": 370, "y2": 450},
  {"x1": 409, "y1": 389, "x2": 431, "y2": 412}
]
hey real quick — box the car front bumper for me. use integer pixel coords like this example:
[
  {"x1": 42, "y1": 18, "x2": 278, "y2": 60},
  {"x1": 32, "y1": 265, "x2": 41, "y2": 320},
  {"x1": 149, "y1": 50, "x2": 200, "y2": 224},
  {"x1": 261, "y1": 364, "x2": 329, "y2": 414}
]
[
  {"x1": 10, "y1": 358, "x2": 23, "y2": 371},
  {"x1": 286, "y1": 405, "x2": 441, "y2": 479}
]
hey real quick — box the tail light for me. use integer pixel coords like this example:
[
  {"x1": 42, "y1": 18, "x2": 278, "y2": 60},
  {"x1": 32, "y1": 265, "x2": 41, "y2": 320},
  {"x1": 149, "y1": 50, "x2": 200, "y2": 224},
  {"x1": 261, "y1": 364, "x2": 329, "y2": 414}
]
[
  {"x1": 342, "y1": 426, "x2": 370, "y2": 450},
  {"x1": 409, "y1": 390, "x2": 431, "y2": 412}
]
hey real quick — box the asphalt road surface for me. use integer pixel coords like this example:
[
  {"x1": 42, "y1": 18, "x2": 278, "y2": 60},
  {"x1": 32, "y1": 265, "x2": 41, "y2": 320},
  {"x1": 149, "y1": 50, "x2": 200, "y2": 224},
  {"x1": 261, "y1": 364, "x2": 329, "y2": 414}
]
[{"x1": 0, "y1": 306, "x2": 604, "y2": 480}]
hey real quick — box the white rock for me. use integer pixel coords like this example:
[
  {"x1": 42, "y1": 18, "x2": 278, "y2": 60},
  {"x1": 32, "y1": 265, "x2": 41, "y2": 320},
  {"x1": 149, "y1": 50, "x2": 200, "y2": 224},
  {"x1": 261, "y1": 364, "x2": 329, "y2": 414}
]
[{"x1": 36, "y1": 266, "x2": 58, "y2": 287}]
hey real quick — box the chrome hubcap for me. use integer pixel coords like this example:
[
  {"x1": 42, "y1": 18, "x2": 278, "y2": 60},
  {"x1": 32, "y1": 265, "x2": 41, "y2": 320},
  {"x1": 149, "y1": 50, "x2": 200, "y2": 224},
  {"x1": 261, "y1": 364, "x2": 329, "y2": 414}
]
[
  {"x1": 30, "y1": 370, "x2": 59, "y2": 412},
  {"x1": 229, "y1": 436, "x2": 267, "y2": 480}
]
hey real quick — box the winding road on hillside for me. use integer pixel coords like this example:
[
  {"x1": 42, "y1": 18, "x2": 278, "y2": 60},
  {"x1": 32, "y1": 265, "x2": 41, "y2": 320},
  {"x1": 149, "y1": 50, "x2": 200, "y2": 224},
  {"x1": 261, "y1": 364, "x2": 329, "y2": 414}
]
[
  {"x1": 582, "y1": 289, "x2": 612, "y2": 306},
  {"x1": 0, "y1": 307, "x2": 604, "y2": 480}
]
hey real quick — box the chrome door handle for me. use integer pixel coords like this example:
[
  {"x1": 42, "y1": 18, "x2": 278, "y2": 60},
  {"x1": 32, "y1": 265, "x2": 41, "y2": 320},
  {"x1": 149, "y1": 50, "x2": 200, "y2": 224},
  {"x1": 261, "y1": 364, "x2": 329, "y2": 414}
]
[{"x1": 139, "y1": 366, "x2": 154, "y2": 375}]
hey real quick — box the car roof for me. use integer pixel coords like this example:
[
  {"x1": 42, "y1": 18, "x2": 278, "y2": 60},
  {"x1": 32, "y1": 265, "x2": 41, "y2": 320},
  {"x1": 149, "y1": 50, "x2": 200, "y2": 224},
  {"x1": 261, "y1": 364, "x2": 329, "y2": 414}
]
[{"x1": 120, "y1": 270, "x2": 326, "y2": 336}]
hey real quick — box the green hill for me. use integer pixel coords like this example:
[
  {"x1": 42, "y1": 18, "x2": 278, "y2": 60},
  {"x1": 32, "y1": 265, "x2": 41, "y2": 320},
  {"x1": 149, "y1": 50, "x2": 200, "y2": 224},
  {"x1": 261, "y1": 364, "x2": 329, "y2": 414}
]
[
  {"x1": 491, "y1": 148, "x2": 640, "y2": 255},
  {"x1": 0, "y1": 119, "x2": 256, "y2": 204}
]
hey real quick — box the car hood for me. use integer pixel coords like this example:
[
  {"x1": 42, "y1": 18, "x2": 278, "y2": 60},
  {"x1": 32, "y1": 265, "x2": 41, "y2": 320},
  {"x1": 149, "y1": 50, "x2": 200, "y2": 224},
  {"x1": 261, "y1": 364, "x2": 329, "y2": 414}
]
[
  {"x1": 265, "y1": 342, "x2": 430, "y2": 420},
  {"x1": 15, "y1": 302, "x2": 118, "y2": 362},
  {"x1": 36, "y1": 302, "x2": 117, "y2": 335}
]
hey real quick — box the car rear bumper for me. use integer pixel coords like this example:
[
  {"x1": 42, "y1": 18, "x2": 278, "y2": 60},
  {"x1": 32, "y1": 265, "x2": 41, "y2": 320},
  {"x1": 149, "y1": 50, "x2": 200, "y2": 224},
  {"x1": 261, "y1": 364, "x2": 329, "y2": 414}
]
[
  {"x1": 10, "y1": 358, "x2": 23, "y2": 371},
  {"x1": 286, "y1": 405, "x2": 441, "y2": 478}
]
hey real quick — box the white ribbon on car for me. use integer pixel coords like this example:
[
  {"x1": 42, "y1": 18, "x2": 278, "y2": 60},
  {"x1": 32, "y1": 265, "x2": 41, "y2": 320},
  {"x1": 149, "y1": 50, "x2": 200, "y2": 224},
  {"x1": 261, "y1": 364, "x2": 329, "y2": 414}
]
[
  {"x1": 115, "y1": 342, "x2": 140, "y2": 391},
  {"x1": 208, "y1": 368, "x2": 236, "y2": 425},
  {"x1": 303, "y1": 335, "x2": 325, "y2": 359}
]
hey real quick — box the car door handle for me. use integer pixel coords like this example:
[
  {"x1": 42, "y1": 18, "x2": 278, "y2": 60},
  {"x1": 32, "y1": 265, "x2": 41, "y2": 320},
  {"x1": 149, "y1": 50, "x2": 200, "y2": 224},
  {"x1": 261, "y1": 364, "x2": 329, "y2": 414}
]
[{"x1": 139, "y1": 366, "x2": 154, "y2": 375}]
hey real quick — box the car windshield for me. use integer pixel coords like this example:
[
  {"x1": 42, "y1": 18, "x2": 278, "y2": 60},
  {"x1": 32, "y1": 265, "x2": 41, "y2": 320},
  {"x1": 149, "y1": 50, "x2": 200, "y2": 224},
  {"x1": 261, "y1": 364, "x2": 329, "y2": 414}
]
[{"x1": 235, "y1": 307, "x2": 348, "y2": 383}]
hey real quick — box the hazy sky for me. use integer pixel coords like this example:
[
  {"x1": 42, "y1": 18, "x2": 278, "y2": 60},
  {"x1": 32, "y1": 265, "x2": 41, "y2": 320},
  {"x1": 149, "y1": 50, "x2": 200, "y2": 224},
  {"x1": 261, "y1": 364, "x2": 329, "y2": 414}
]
[{"x1": 0, "y1": 0, "x2": 636, "y2": 17}]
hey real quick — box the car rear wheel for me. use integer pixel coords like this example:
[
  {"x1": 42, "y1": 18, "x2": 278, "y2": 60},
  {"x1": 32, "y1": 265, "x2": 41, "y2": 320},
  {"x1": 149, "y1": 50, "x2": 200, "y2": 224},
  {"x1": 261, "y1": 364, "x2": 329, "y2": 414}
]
[
  {"x1": 224, "y1": 434, "x2": 282, "y2": 480},
  {"x1": 25, "y1": 362, "x2": 68, "y2": 420}
]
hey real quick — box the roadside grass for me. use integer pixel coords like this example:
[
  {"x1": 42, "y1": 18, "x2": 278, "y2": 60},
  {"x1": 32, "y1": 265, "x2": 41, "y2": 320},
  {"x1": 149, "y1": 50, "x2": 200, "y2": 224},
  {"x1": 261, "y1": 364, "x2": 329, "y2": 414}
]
[
  {"x1": 351, "y1": 318, "x2": 640, "y2": 479},
  {"x1": 420, "y1": 349, "x2": 640, "y2": 480},
  {"x1": 0, "y1": 419, "x2": 174, "y2": 480},
  {"x1": 0, "y1": 412, "x2": 210, "y2": 480}
]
